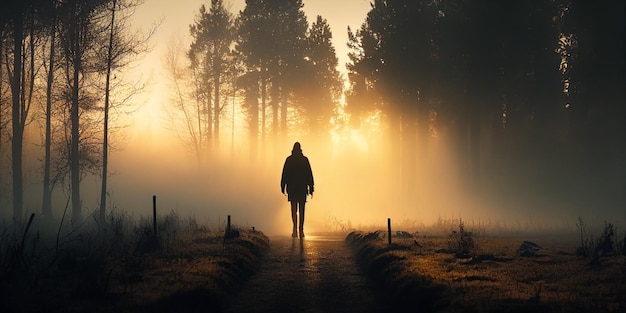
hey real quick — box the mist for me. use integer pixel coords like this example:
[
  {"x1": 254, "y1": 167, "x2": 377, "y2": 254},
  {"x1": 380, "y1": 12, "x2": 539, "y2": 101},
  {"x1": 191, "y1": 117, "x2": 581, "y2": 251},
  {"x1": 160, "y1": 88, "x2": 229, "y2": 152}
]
[
  {"x1": 2, "y1": 0, "x2": 624, "y2": 239},
  {"x1": 11, "y1": 108, "x2": 621, "y2": 237}
]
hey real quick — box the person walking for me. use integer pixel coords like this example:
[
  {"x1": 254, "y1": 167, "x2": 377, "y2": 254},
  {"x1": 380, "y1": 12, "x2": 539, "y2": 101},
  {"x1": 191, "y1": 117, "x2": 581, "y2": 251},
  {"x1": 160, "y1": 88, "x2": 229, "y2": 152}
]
[{"x1": 281, "y1": 142, "x2": 314, "y2": 238}]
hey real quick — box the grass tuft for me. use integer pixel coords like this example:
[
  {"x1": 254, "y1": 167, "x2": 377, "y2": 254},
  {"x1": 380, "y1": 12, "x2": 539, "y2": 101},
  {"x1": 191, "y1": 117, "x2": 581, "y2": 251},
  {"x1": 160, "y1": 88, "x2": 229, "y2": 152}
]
[
  {"x1": 0, "y1": 210, "x2": 269, "y2": 312},
  {"x1": 448, "y1": 219, "x2": 476, "y2": 259},
  {"x1": 347, "y1": 224, "x2": 625, "y2": 312}
]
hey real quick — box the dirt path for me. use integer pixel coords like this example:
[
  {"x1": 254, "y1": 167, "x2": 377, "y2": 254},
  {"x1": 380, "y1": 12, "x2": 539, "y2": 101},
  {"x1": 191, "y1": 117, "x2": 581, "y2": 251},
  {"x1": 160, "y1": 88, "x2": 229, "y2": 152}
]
[{"x1": 221, "y1": 234, "x2": 391, "y2": 313}]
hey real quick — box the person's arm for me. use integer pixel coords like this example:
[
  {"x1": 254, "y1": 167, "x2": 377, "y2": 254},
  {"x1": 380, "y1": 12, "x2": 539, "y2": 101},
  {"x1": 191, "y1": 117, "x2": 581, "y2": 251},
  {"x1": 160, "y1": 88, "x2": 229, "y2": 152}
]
[
  {"x1": 281, "y1": 158, "x2": 288, "y2": 194},
  {"x1": 306, "y1": 158, "x2": 314, "y2": 195}
]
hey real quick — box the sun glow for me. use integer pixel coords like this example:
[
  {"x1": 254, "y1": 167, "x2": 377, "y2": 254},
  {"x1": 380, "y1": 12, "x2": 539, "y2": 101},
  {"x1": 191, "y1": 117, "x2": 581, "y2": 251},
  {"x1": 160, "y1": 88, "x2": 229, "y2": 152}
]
[{"x1": 97, "y1": 0, "x2": 604, "y2": 236}]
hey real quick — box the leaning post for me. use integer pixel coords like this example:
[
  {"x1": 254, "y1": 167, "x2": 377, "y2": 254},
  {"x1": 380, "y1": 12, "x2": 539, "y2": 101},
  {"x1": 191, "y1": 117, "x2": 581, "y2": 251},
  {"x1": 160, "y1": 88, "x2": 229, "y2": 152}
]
[
  {"x1": 388, "y1": 218, "x2": 392, "y2": 246},
  {"x1": 152, "y1": 195, "x2": 157, "y2": 239}
]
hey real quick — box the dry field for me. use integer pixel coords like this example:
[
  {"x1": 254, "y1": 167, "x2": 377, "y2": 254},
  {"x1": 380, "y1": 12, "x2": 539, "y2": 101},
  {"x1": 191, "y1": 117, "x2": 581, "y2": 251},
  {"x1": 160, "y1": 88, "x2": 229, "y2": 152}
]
[
  {"x1": 109, "y1": 229, "x2": 270, "y2": 312},
  {"x1": 347, "y1": 231, "x2": 626, "y2": 313},
  {"x1": 0, "y1": 215, "x2": 269, "y2": 313}
]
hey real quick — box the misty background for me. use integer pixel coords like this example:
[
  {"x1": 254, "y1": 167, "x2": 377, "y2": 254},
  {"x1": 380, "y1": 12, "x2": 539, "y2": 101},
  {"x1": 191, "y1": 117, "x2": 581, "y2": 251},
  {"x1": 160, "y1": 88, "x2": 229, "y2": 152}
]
[{"x1": 0, "y1": 0, "x2": 624, "y2": 235}]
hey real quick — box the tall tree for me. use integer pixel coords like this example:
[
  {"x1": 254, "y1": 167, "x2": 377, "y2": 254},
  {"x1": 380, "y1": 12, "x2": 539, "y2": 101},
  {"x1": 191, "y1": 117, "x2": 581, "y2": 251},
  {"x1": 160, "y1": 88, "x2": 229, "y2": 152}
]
[
  {"x1": 3, "y1": 0, "x2": 63, "y2": 220},
  {"x1": 237, "y1": 0, "x2": 308, "y2": 144},
  {"x1": 561, "y1": 0, "x2": 625, "y2": 143},
  {"x1": 6, "y1": 1, "x2": 25, "y2": 221},
  {"x1": 557, "y1": 0, "x2": 625, "y2": 205},
  {"x1": 189, "y1": 0, "x2": 235, "y2": 152},
  {"x1": 99, "y1": 0, "x2": 117, "y2": 223},
  {"x1": 164, "y1": 37, "x2": 209, "y2": 164},
  {"x1": 269, "y1": 0, "x2": 308, "y2": 139},
  {"x1": 98, "y1": 0, "x2": 153, "y2": 222},
  {"x1": 347, "y1": 0, "x2": 438, "y2": 199},
  {"x1": 237, "y1": 70, "x2": 260, "y2": 158},
  {"x1": 4, "y1": 0, "x2": 47, "y2": 221},
  {"x1": 345, "y1": 24, "x2": 382, "y2": 125},
  {"x1": 347, "y1": 0, "x2": 568, "y2": 205},
  {"x1": 42, "y1": 0, "x2": 59, "y2": 218},
  {"x1": 446, "y1": 1, "x2": 561, "y2": 189},
  {"x1": 237, "y1": 0, "x2": 275, "y2": 147},
  {"x1": 299, "y1": 15, "x2": 341, "y2": 139},
  {"x1": 57, "y1": 0, "x2": 107, "y2": 224}
]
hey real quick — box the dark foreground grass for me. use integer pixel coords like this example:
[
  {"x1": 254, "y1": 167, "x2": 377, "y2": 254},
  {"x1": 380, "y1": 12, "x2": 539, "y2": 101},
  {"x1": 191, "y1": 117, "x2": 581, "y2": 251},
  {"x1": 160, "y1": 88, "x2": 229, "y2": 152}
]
[
  {"x1": 116, "y1": 229, "x2": 269, "y2": 313},
  {"x1": 0, "y1": 213, "x2": 269, "y2": 313},
  {"x1": 346, "y1": 230, "x2": 626, "y2": 313},
  {"x1": 346, "y1": 231, "x2": 449, "y2": 312}
]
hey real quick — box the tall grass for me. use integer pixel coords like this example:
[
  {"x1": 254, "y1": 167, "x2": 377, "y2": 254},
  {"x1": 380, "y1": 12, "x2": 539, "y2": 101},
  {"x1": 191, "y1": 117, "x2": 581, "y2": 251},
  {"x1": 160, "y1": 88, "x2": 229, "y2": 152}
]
[
  {"x1": 447, "y1": 219, "x2": 476, "y2": 258},
  {"x1": 0, "y1": 209, "x2": 215, "y2": 311},
  {"x1": 576, "y1": 217, "x2": 625, "y2": 265}
]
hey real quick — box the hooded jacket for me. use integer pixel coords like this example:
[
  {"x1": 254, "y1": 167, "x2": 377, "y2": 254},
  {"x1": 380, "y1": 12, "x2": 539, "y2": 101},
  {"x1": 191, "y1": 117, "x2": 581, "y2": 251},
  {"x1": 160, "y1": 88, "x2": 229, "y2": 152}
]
[{"x1": 281, "y1": 144, "x2": 314, "y2": 201}]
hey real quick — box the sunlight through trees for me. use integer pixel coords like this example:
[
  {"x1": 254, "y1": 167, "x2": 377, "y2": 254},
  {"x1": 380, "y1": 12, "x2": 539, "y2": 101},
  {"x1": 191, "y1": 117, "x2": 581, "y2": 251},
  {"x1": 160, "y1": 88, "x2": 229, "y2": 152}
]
[{"x1": 0, "y1": 0, "x2": 623, "y2": 229}]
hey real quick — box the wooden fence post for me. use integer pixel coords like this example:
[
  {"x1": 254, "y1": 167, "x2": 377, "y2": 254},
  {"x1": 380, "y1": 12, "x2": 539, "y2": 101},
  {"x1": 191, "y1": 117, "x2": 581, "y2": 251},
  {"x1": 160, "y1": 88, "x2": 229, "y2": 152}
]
[
  {"x1": 152, "y1": 195, "x2": 157, "y2": 238},
  {"x1": 388, "y1": 218, "x2": 392, "y2": 246}
]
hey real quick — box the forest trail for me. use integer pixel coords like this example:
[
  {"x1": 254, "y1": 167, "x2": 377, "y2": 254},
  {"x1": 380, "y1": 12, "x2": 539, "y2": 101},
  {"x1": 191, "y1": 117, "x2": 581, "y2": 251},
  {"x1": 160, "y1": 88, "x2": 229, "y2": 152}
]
[{"x1": 222, "y1": 234, "x2": 391, "y2": 313}]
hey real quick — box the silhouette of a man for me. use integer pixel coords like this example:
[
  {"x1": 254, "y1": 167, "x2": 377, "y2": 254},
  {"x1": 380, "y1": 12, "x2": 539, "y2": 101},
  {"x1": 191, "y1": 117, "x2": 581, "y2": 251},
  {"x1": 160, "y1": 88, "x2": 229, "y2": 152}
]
[{"x1": 281, "y1": 142, "x2": 314, "y2": 238}]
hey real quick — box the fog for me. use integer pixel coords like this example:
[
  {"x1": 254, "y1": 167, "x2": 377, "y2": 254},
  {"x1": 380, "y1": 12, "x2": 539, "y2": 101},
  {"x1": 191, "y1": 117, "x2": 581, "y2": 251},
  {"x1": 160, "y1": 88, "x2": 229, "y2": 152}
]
[
  {"x1": 11, "y1": 111, "x2": 618, "y2": 237},
  {"x1": 2, "y1": 0, "x2": 624, "y2": 237},
  {"x1": 3, "y1": 101, "x2": 624, "y2": 237},
  {"x1": 99, "y1": 128, "x2": 472, "y2": 236}
]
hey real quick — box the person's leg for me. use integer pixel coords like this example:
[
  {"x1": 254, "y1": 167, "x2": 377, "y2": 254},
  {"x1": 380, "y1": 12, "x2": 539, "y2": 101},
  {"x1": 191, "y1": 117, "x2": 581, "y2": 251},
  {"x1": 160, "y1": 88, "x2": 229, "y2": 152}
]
[
  {"x1": 298, "y1": 200, "x2": 306, "y2": 238},
  {"x1": 290, "y1": 201, "x2": 298, "y2": 238}
]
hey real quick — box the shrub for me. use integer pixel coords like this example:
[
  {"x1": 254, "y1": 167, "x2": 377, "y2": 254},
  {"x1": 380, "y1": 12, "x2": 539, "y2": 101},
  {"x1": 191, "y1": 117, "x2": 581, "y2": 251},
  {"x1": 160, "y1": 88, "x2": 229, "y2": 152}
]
[
  {"x1": 575, "y1": 217, "x2": 595, "y2": 257},
  {"x1": 595, "y1": 221, "x2": 616, "y2": 256},
  {"x1": 575, "y1": 218, "x2": 623, "y2": 265},
  {"x1": 448, "y1": 219, "x2": 475, "y2": 258}
]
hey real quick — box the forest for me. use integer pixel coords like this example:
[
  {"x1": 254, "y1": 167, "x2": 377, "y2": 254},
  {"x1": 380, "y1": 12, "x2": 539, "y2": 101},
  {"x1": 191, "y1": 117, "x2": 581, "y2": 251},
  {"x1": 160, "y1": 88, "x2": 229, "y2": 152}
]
[{"x1": 0, "y1": 0, "x2": 624, "y2": 229}]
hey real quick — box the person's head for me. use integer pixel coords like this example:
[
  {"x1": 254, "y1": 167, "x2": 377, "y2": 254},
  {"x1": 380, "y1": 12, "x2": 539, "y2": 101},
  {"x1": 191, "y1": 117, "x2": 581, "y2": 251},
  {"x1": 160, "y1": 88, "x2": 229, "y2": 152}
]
[{"x1": 292, "y1": 142, "x2": 302, "y2": 154}]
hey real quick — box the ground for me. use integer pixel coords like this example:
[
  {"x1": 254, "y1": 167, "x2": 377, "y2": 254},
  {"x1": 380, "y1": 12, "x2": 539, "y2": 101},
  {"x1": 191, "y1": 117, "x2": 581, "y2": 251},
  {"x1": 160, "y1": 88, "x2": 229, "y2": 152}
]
[
  {"x1": 346, "y1": 231, "x2": 626, "y2": 313},
  {"x1": 3, "y1": 227, "x2": 625, "y2": 312},
  {"x1": 221, "y1": 234, "x2": 392, "y2": 313}
]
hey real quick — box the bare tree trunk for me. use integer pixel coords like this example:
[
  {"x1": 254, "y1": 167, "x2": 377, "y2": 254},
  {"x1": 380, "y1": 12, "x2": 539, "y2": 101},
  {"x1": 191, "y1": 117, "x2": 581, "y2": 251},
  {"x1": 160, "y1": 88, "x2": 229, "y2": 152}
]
[
  {"x1": 11, "y1": 15, "x2": 24, "y2": 222},
  {"x1": 195, "y1": 90, "x2": 202, "y2": 163},
  {"x1": 280, "y1": 84, "x2": 286, "y2": 140},
  {"x1": 43, "y1": 11, "x2": 56, "y2": 219},
  {"x1": 249, "y1": 82, "x2": 258, "y2": 161},
  {"x1": 100, "y1": 0, "x2": 117, "y2": 223},
  {"x1": 260, "y1": 66, "x2": 266, "y2": 147},
  {"x1": 213, "y1": 50, "x2": 220, "y2": 148},
  {"x1": 19, "y1": 9, "x2": 37, "y2": 219},
  {"x1": 191, "y1": 67, "x2": 206, "y2": 163},
  {"x1": 25, "y1": 11, "x2": 36, "y2": 125},
  {"x1": 271, "y1": 75, "x2": 278, "y2": 138},
  {"x1": 206, "y1": 90, "x2": 212, "y2": 154},
  {"x1": 70, "y1": 21, "x2": 82, "y2": 224}
]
